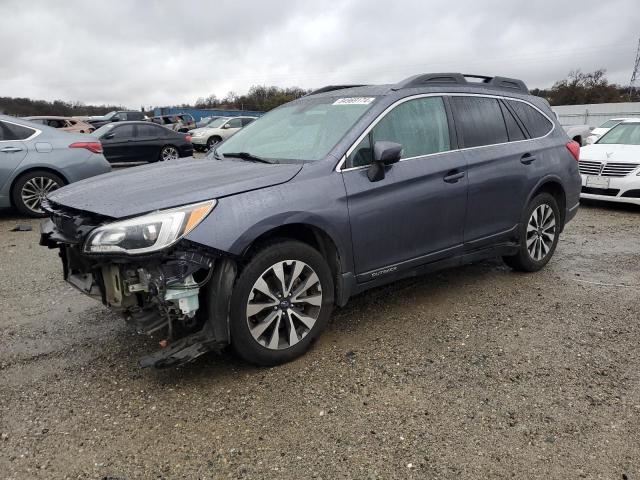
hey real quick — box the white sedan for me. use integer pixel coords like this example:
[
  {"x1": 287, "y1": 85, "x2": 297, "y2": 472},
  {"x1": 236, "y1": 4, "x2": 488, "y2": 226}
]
[{"x1": 578, "y1": 120, "x2": 640, "y2": 205}]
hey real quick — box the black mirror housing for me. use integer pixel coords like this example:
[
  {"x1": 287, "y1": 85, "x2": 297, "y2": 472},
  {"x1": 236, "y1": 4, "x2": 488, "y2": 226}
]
[
  {"x1": 367, "y1": 141, "x2": 402, "y2": 182},
  {"x1": 373, "y1": 141, "x2": 402, "y2": 165}
]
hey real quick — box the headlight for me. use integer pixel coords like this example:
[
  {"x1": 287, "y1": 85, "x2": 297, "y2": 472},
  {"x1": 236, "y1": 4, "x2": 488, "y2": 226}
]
[
  {"x1": 193, "y1": 131, "x2": 205, "y2": 137},
  {"x1": 84, "y1": 200, "x2": 216, "y2": 254}
]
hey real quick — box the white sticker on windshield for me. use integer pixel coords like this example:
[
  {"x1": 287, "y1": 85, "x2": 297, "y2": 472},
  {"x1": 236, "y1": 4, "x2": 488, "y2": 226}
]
[{"x1": 332, "y1": 97, "x2": 375, "y2": 105}]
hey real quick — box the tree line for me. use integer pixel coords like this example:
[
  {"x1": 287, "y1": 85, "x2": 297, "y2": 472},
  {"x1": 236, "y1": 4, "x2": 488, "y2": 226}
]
[{"x1": 1, "y1": 70, "x2": 638, "y2": 117}]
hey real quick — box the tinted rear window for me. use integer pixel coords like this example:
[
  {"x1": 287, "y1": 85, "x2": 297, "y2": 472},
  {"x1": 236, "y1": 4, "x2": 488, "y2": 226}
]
[
  {"x1": 0, "y1": 121, "x2": 36, "y2": 141},
  {"x1": 507, "y1": 100, "x2": 552, "y2": 138},
  {"x1": 451, "y1": 96, "x2": 508, "y2": 148}
]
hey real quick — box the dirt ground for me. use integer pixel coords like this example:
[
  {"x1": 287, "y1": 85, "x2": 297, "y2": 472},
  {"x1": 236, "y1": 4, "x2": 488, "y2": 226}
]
[{"x1": 1, "y1": 199, "x2": 639, "y2": 479}]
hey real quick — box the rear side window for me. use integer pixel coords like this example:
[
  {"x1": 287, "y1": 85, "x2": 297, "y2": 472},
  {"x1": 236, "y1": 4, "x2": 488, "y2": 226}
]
[
  {"x1": 348, "y1": 96, "x2": 450, "y2": 167},
  {"x1": 241, "y1": 118, "x2": 255, "y2": 126},
  {"x1": 138, "y1": 124, "x2": 163, "y2": 137},
  {"x1": 0, "y1": 121, "x2": 36, "y2": 141},
  {"x1": 499, "y1": 101, "x2": 526, "y2": 141},
  {"x1": 111, "y1": 125, "x2": 135, "y2": 138},
  {"x1": 451, "y1": 96, "x2": 508, "y2": 148},
  {"x1": 226, "y1": 118, "x2": 243, "y2": 128},
  {"x1": 507, "y1": 100, "x2": 553, "y2": 138}
]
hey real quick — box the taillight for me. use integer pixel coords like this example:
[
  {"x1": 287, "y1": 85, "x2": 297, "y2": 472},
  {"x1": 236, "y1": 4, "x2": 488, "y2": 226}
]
[
  {"x1": 566, "y1": 141, "x2": 580, "y2": 162},
  {"x1": 69, "y1": 142, "x2": 103, "y2": 154},
  {"x1": 185, "y1": 135, "x2": 192, "y2": 143}
]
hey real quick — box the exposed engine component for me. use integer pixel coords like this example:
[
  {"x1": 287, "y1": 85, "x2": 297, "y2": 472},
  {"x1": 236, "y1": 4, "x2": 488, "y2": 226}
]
[{"x1": 164, "y1": 274, "x2": 200, "y2": 317}]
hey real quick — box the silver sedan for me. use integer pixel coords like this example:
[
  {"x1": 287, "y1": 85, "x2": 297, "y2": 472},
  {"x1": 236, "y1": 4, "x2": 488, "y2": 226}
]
[{"x1": 0, "y1": 115, "x2": 111, "y2": 216}]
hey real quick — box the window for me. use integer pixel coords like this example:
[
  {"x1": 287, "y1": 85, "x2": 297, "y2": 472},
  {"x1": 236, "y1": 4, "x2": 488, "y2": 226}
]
[
  {"x1": 499, "y1": 101, "x2": 526, "y2": 141},
  {"x1": 241, "y1": 118, "x2": 255, "y2": 126},
  {"x1": 347, "y1": 96, "x2": 450, "y2": 167},
  {"x1": 137, "y1": 124, "x2": 163, "y2": 137},
  {"x1": 0, "y1": 121, "x2": 36, "y2": 141},
  {"x1": 27, "y1": 118, "x2": 46, "y2": 125},
  {"x1": 226, "y1": 118, "x2": 243, "y2": 128},
  {"x1": 507, "y1": 100, "x2": 552, "y2": 138},
  {"x1": 597, "y1": 123, "x2": 640, "y2": 145},
  {"x1": 451, "y1": 96, "x2": 508, "y2": 148},
  {"x1": 114, "y1": 112, "x2": 128, "y2": 121},
  {"x1": 217, "y1": 96, "x2": 376, "y2": 162},
  {"x1": 110, "y1": 125, "x2": 135, "y2": 138}
]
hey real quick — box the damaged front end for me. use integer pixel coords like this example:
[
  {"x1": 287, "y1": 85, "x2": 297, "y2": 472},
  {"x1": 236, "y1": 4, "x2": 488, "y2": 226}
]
[{"x1": 40, "y1": 200, "x2": 236, "y2": 368}]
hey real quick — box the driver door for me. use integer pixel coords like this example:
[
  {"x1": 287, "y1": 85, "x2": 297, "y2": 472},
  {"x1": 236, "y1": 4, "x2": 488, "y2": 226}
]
[{"x1": 341, "y1": 96, "x2": 468, "y2": 281}]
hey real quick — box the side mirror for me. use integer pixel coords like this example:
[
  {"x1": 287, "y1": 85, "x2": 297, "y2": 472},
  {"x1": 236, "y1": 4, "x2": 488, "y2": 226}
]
[
  {"x1": 103, "y1": 133, "x2": 115, "y2": 140},
  {"x1": 221, "y1": 123, "x2": 229, "y2": 129},
  {"x1": 586, "y1": 136, "x2": 596, "y2": 145},
  {"x1": 111, "y1": 117, "x2": 120, "y2": 122},
  {"x1": 367, "y1": 141, "x2": 402, "y2": 182}
]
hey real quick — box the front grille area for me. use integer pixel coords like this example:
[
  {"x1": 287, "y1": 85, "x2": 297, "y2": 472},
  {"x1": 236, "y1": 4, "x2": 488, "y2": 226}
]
[
  {"x1": 621, "y1": 189, "x2": 640, "y2": 198},
  {"x1": 581, "y1": 187, "x2": 620, "y2": 196},
  {"x1": 578, "y1": 160, "x2": 601, "y2": 175},
  {"x1": 578, "y1": 160, "x2": 639, "y2": 177},
  {"x1": 601, "y1": 162, "x2": 639, "y2": 177}
]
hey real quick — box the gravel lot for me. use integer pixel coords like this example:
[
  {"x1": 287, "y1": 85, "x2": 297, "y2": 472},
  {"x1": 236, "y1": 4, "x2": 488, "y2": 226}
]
[{"x1": 1, "y1": 193, "x2": 639, "y2": 479}]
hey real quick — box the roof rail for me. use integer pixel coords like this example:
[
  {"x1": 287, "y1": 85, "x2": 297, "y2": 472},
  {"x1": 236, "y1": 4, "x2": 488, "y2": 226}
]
[
  {"x1": 393, "y1": 73, "x2": 528, "y2": 93},
  {"x1": 306, "y1": 85, "x2": 368, "y2": 96}
]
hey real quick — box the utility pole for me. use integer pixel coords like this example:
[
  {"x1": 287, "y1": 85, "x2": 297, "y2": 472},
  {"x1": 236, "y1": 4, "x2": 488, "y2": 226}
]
[{"x1": 629, "y1": 36, "x2": 640, "y2": 100}]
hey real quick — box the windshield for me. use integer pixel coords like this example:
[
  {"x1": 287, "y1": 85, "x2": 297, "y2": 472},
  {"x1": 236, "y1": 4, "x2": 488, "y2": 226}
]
[
  {"x1": 204, "y1": 117, "x2": 228, "y2": 128},
  {"x1": 216, "y1": 96, "x2": 378, "y2": 161},
  {"x1": 599, "y1": 119, "x2": 621, "y2": 129},
  {"x1": 92, "y1": 123, "x2": 115, "y2": 137},
  {"x1": 597, "y1": 123, "x2": 640, "y2": 145},
  {"x1": 103, "y1": 111, "x2": 117, "y2": 120}
]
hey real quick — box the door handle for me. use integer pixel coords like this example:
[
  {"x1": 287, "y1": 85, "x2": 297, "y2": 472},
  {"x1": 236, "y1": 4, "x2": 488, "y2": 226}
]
[
  {"x1": 0, "y1": 146, "x2": 22, "y2": 153},
  {"x1": 443, "y1": 170, "x2": 465, "y2": 183},
  {"x1": 520, "y1": 153, "x2": 536, "y2": 164}
]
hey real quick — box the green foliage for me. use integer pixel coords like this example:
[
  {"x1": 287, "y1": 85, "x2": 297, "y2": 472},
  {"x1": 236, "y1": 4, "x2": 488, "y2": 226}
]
[
  {"x1": 0, "y1": 97, "x2": 126, "y2": 117},
  {"x1": 193, "y1": 85, "x2": 310, "y2": 112},
  {"x1": 531, "y1": 69, "x2": 640, "y2": 105}
]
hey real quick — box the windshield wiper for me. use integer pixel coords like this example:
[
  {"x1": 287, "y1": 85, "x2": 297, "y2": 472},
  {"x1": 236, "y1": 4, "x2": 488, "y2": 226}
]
[{"x1": 221, "y1": 152, "x2": 274, "y2": 164}]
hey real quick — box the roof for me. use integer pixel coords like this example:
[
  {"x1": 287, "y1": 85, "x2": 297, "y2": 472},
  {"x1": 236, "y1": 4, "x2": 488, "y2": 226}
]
[{"x1": 24, "y1": 115, "x2": 72, "y2": 120}]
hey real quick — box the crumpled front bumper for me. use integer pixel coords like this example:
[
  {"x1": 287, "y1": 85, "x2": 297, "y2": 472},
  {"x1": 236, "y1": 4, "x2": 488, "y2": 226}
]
[{"x1": 40, "y1": 215, "x2": 237, "y2": 368}]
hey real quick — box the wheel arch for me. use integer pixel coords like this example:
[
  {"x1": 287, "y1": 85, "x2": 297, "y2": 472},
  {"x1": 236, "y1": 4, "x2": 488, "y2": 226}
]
[
  {"x1": 9, "y1": 166, "x2": 69, "y2": 206},
  {"x1": 237, "y1": 221, "x2": 346, "y2": 305},
  {"x1": 527, "y1": 177, "x2": 567, "y2": 228}
]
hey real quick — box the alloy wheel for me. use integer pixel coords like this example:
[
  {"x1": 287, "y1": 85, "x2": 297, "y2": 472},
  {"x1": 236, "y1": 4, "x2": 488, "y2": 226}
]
[
  {"x1": 21, "y1": 176, "x2": 60, "y2": 214},
  {"x1": 161, "y1": 146, "x2": 179, "y2": 161},
  {"x1": 526, "y1": 203, "x2": 556, "y2": 261},
  {"x1": 246, "y1": 260, "x2": 322, "y2": 350}
]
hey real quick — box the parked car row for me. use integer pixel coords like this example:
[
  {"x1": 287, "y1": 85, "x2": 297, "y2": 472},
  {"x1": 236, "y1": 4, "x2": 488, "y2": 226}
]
[{"x1": 24, "y1": 116, "x2": 95, "y2": 134}]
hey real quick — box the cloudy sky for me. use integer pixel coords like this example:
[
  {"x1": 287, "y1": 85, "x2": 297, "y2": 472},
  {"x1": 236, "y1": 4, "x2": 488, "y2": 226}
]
[{"x1": 1, "y1": 0, "x2": 639, "y2": 108}]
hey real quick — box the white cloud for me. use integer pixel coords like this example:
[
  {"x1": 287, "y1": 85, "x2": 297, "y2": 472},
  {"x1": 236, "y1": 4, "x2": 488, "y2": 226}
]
[{"x1": 1, "y1": 0, "x2": 638, "y2": 107}]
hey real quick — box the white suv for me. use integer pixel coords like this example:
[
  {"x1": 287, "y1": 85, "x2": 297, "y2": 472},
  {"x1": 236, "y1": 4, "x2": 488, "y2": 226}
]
[{"x1": 189, "y1": 116, "x2": 257, "y2": 151}]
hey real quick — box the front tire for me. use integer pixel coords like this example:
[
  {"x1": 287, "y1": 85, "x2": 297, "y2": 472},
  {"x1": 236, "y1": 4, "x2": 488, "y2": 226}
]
[
  {"x1": 503, "y1": 193, "x2": 561, "y2": 272},
  {"x1": 11, "y1": 170, "x2": 64, "y2": 217},
  {"x1": 229, "y1": 241, "x2": 334, "y2": 366},
  {"x1": 206, "y1": 136, "x2": 221, "y2": 150}
]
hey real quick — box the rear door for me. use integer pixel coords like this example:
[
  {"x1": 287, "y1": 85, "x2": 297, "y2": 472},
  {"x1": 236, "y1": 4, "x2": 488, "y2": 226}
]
[
  {"x1": 136, "y1": 123, "x2": 165, "y2": 160},
  {"x1": 0, "y1": 120, "x2": 32, "y2": 190},
  {"x1": 342, "y1": 96, "x2": 468, "y2": 280},
  {"x1": 450, "y1": 95, "x2": 530, "y2": 247}
]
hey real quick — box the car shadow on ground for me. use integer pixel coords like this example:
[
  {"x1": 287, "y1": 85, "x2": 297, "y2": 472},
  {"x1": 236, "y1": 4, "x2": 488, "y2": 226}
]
[{"x1": 579, "y1": 198, "x2": 640, "y2": 213}]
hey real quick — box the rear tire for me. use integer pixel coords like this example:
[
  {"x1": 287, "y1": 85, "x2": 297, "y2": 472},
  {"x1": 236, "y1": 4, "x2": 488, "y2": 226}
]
[
  {"x1": 503, "y1": 193, "x2": 561, "y2": 272},
  {"x1": 229, "y1": 241, "x2": 334, "y2": 366},
  {"x1": 11, "y1": 170, "x2": 64, "y2": 217},
  {"x1": 158, "y1": 145, "x2": 179, "y2": 161}
]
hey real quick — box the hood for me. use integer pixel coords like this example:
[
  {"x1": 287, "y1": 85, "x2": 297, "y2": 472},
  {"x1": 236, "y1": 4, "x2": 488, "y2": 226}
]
[
  {"x1": 581, "y1": 144, "x2": 640, "y2": 164},
  {"x1": 47, "y1": 157, "x2": 303, "y2": 218}
]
